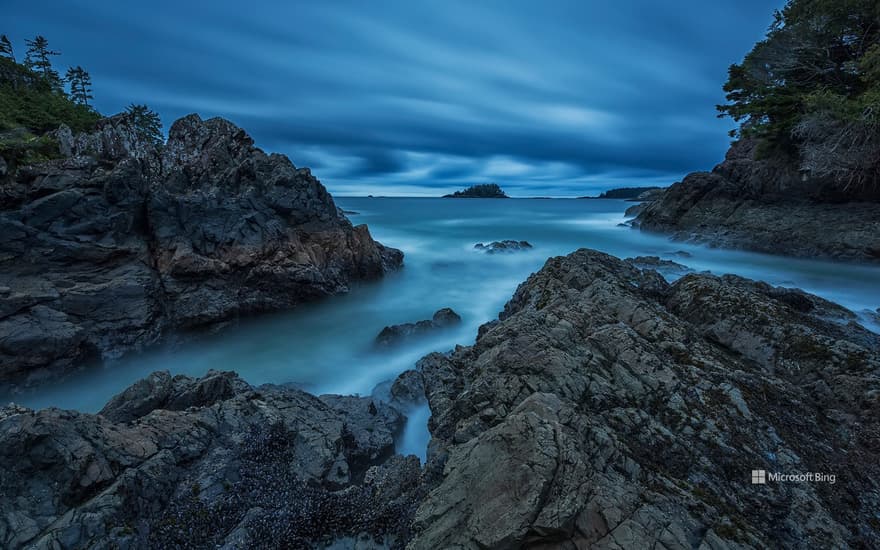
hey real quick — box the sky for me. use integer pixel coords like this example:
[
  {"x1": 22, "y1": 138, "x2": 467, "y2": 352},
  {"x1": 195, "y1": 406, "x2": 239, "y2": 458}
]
[{"x1": 6, "y1": 0, "x2": 784, "y2": 197}]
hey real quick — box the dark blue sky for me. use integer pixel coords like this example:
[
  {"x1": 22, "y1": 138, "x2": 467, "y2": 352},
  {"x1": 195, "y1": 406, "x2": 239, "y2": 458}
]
[{"x1": 7, "y1": 0, "x2": 782, "y2": 196}]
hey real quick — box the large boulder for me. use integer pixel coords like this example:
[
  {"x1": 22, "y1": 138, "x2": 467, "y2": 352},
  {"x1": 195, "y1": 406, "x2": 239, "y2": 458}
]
[
  {"x1": 375, "y1": 308, "x2": 462, "y2": 346},
  {"x1": 410, "y1": 249, "x2": 880, "y2": 549},
  {"x1": 0, "y1": 114, "x2": 402, "y2": 386}
]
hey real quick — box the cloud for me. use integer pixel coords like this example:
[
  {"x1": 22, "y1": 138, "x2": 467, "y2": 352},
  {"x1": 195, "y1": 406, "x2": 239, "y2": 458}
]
[{"x1": 5, "y1": 0, "x2": 784, "y2": 196}]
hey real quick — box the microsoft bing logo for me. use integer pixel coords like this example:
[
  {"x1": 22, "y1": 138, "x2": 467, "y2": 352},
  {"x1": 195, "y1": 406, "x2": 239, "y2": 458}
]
[{"x1": 751, "y1": 470, "x2": 767, "y2": 484}]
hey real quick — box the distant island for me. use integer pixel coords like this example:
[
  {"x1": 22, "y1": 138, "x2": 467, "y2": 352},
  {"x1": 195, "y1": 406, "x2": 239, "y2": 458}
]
[
  {"x1": 580, "y1": 187, "x2": 664, "y2": 200},
  {"x1": 443, "y1": 183, "x2": 509, "y2": 198}
]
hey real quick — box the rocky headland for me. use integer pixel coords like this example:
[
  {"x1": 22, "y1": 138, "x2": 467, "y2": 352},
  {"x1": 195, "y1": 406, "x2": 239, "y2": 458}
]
[
  {"x1": 0, "y1": 114, "x2": 402, "y2": 387},
  {"x1": 3, "y1": 248, "x2": 878, "y2": 549},
  {"x1": 636, "y1": 140, "x2": 880, "y2": 262}
]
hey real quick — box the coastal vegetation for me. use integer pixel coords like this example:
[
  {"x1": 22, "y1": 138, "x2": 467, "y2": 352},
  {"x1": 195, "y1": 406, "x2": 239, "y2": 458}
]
[
  {"x1": 0, "y1": 34, "x2": 163, "y2": 169},
  {"x1": 442, "y1": 183, "x2": 508, "y2": 198},
  {"x1": 581, "y1": 186, "x2": 664, "y2": 200},
  {"x1": 719, "y1": 0, "x2": 880, "y2": 192}
]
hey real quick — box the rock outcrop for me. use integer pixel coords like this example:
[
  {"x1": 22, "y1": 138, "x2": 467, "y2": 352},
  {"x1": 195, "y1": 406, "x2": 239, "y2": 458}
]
[
  {"x1": 2, "y1": 248, "x2": 878, "y2": 549},
  {"x1": 0, "y1": 370, "x2": 423, "y2": 549},
  {"x1": 376, "y1": 308, "x2": 462, "y2": 347},
  {"x1": 636, "y1": 140, "x2": 880, "y2": 261},
  {"x1": 473, "y1": 240, "x2": 533, "y2": 253},
  {"x1": 626, "y1": 255, "x2": 694, "y2": 279},
  {"x1": 0, "y1": 114, "x2": 402, "y2": 386},
  {"x1": 411, "y1": 249, "x2": 880, "y2": 549}
]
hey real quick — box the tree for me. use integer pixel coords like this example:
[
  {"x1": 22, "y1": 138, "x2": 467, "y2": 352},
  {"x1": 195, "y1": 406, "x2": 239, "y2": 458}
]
[
  {"x1": 65, "y1": 66, "x2": 93, "y2": 105},
  {"x1": 125, "y1": 104, "x2": 163, "y2": 144},
  {"x1": 24, "y1": 35, "x2": 61, "y2": 88},
  {"x1": 0, "y1": 35, "x2": 13, "y2": 61},
  {"x1": 718, "y1": 0, "x2": 880, "y2": 193}
]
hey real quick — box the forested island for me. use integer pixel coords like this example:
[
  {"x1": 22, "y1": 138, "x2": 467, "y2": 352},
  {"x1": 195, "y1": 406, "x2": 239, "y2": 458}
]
[{"x1": 442, "y1": 183, "x2": 508, "y2": 198}]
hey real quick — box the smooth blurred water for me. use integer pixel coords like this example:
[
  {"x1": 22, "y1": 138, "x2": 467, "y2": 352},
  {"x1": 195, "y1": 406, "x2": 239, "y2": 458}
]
[{"x1": 6, "y1": 198, "x2": 880, "y2": 458}]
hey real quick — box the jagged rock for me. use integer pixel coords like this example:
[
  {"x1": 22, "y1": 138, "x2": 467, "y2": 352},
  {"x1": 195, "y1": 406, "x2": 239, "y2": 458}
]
[
  {"x1": 637, "y1": 139, "x2": 880, "y2": 261},
  {"x1": 0, "y1": 114, "x2": 402, "y2": 386},
  {"x1": 0, "y1": 370, "x2": 420, "y2": 549},
  {"x1": 390, "y1": 369, "x2": 426, "y2": 407},
  {"x1": 375, "y1": 308, "x2": 462, "y2": 346},
  {"x1": 624, "y1": 202, "x2": 647, "y2": 218},
  {"x1": 409, "y1": 248, "x2": 880, "y2": 549},
  {"x1": 626, "y1": 255, "x2": 694, "y2": 279},
  {"x1": 2, "y1": 248, "x2": 879, "y2": 549},
  {"x1": 473, "y1": 240, "x2": 533, "y2": 253}
]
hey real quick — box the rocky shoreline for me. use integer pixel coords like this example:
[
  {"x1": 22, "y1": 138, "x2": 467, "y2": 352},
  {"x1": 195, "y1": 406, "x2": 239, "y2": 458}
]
[
  {"x1": 635, "y1": 140, "x2": 880, "y2": 262},
  {"x1": 0, "y1": 114, "x2": 402, "y2": 387},
  {"x1": 2, "y1": 248, "x2": 877, "y2": 549}
]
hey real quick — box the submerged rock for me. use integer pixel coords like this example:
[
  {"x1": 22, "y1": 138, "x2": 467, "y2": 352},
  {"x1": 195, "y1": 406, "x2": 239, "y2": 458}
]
[
  {"x1": 473, "y1": 240, "x2": 533, "y2": 253},
  {"x1": 375, "y1": 308, "x2": 462, "y2": 346},
  {"x1": 0, "y1": 114, "x2": 402, "y2": 386}
]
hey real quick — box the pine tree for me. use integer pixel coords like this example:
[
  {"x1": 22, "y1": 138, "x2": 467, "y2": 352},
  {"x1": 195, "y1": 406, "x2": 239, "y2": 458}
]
[
  {"x1": 65, "y1": 66, "x2": 93, "y2": 105},
  {"x1": 0, "y1": 34, "x2": 14, "y2": 61},
  {"x1": 125, "y1": 104, "x2": 163, "y2": 144},
  {"x1": 24, "y1": 35, "x2": 61, "y2": 88}
]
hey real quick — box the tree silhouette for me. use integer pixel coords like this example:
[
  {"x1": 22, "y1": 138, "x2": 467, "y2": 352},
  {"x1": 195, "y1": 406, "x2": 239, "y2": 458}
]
[
  {"x1": 65, "y1": 66, "x2": 93, "y2": 105},
  {"x1": 125, "y1": 104, "x2": 163, "y2": 144},
  {"x1": 0, "y1": 35, "x2": 13, "y2": 61},
  {"x1": 24, "y1": 35, "x2": 61, "y2": 88}
]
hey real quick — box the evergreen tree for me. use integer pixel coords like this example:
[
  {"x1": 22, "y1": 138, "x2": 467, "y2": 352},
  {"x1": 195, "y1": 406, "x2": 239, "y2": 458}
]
[
  {"x1": 0, "y1": 35, "x2": 13, "y2": 61},
  {"x1": 718, "y1": 0, "x2": 880, "y2": 192},
  {"x1": 125, "y1": 103, "x2": 163, "y2": 144},
  {"x1": 65, "y1": 66, "x2": 93, "y2": 105},
  {"x1": 24, "y1": 35, "x2": 61, "y2": 88}
]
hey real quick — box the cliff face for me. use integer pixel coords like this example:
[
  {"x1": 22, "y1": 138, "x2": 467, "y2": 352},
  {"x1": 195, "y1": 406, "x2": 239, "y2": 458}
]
[
  {"x1": 1, "y1": 249, "x2": 878, "y2": 549},
  {"x1": 636, "y1": 140, "x2": 880, "y2": 262},
  {"x1": 0, "y1": 114, "x2": 402, "y2": 385}
]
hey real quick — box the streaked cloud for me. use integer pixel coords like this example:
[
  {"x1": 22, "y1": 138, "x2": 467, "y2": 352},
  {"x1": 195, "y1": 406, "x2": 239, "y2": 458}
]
[{"x1": 6, "y1": 0, "x2": 783, "y2": 196}]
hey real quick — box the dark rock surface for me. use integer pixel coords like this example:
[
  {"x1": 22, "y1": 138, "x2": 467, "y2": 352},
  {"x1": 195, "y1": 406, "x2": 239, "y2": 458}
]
[
  {"x1": 410, "y1": 249, "x2": 880, "y2": 548},
  {"x1": 3, "y1": 249, "x2": 878, "y2": 549},
  {"x1": 0, "y1": 370, "x2": 425, "y2": 549},
  {"x1": 623, "y1": 201, "x2": 648, "y2": 218},
  {"x1": 0, "y1": 114, "x2": 402, "y2": 386},
  {"x1": 473, "y1": 240, "x2": 533, "y2": 253},
  {"x1": 389, "y1": 369, "x2": 427, "y2": 407},
  {"x1": 637, "y1": 140, "x2": 880, "y2": 261},
  {"x1": 626, "y1": 255, "x2": 695, "y2": 279},
  {"x1": 376, "y1": 308, "x2": 462, "y2": 346}
]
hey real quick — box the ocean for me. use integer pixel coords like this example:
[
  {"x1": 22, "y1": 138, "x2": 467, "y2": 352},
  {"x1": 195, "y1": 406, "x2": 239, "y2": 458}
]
[{"x1": 7, "y1": 197, "x2": 880, "y2": 458}]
